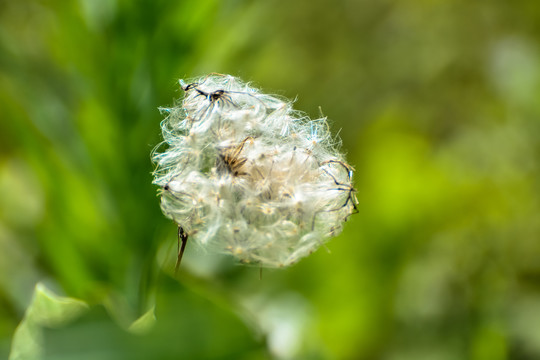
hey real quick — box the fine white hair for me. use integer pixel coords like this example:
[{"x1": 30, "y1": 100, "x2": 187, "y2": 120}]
[{"x1": 152, "y1": 74, "x2": 357, "y2": 267}]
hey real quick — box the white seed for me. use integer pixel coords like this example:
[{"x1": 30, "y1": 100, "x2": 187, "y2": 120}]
[{"x1": 152, "y1": 74, "x2": 357, "y2": 267}]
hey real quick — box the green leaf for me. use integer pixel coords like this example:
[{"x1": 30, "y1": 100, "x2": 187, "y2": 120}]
[
  {"x1": 9, "y1": 283, "x2": 89, "y2": 360},
  {"x1": 127, "y1": 307, "x2": 156, "y2": 335}
]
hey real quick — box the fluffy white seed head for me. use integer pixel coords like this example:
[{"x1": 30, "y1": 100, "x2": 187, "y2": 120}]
[{"x1": 152, "y1": 74, "x2": 357, "y2": 267}]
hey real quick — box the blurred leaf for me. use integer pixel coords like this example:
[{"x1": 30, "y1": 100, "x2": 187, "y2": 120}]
[
  {"x1": 127, "y1": 307, "x2": 155, "y2": 335},
  {"x1": 9, "y1": 283, "x2": 88, "y2": 360}
]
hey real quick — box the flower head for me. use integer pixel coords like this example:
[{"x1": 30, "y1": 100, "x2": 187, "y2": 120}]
[{"x1": 152, "y1": 74, "x2": 357, "y2": 267}]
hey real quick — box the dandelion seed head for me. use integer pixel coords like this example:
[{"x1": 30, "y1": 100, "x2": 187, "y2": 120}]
[{"x1": 152, "y1": 74, "x2": 357, "y2": 267}]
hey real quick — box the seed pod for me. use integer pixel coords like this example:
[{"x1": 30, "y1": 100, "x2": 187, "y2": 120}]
[{"x1": 152, "y1": 74, "x2": 357, "y2": 268}]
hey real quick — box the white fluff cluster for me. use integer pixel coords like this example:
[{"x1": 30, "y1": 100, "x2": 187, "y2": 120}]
[{"x1": 152, "y1": 74, "x2": 357, "y2": 267}]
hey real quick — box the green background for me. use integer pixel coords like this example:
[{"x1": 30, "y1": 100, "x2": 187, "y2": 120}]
[{"x1": 1, "y1": 0, "x2": 540, "y2": 359}]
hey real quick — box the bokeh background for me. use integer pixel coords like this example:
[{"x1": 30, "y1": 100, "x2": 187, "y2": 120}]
[{"x1": 1, "y1": 0, "x2": 540, "y2": 359}]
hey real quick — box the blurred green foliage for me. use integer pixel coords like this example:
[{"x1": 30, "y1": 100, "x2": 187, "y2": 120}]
[{"x1": 1, "y1": 0, "x2": 540, "y2": 359}]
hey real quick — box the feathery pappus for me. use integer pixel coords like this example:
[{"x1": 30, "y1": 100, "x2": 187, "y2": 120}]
[{"x1": 152, "y1": 74, "x2": 358, "y2": 270}]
